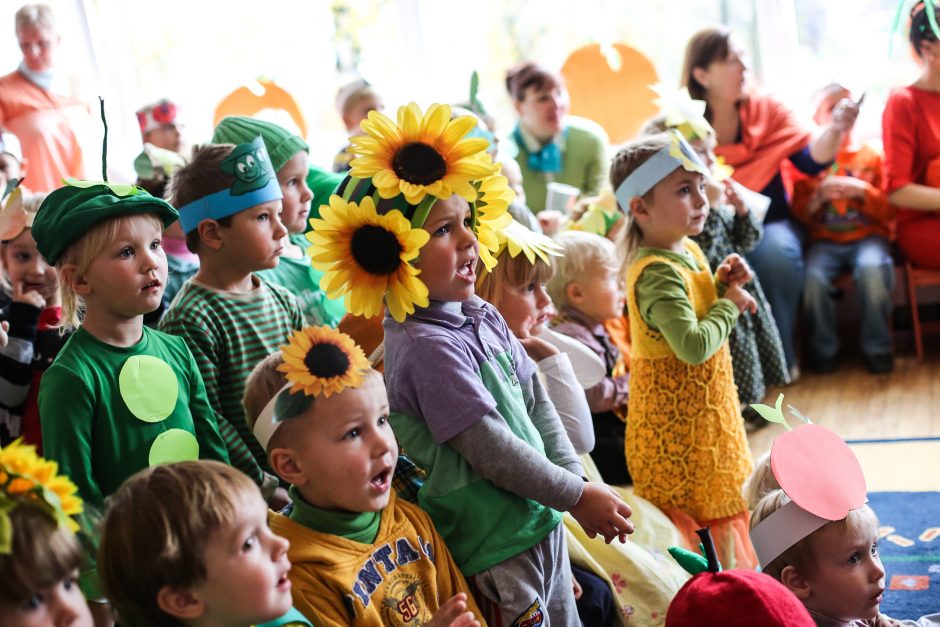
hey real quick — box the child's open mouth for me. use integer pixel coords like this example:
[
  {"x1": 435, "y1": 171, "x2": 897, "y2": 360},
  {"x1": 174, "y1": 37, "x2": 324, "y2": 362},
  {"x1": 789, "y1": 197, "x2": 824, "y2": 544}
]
[
  {"x1": 370, "y1": 467, "x2": 392, "y2": 492},
  {"x1": 142, "y1": 279, "x2": 162, "y2": 292},
  {"x1": 276, "y1": 571, "x2": 291, "y2": 592},
  {"x1": 456, "y1": 259, "x2": 476, "y2": 283}
]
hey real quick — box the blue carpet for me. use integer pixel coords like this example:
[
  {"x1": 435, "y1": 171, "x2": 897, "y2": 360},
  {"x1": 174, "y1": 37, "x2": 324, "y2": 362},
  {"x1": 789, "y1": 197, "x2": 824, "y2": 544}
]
[{"x1": 868, "y1": 491, "x2": 940, "y2": 619}]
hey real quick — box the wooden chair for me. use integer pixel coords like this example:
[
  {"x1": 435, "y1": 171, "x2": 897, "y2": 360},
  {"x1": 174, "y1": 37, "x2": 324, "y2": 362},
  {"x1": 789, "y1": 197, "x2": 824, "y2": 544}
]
[{"x1": 905, "y1": 260, "x2": 940, "y2": 360}]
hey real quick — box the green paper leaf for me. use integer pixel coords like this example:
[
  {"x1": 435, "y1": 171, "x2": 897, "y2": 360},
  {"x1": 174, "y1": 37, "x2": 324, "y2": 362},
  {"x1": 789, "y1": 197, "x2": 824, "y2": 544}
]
[
  {"x1": 668, "y1": 546, "x2": 709, "y2": 575},
  {"x1": 750, "y1": 393, "x2": 791, "y2": 430},
  {"x1": 63, "y1": 178, "x2": 139, "y2": 197},
  {"x1": 0, "y1": 509, "x2": 11, "y2": 554}
]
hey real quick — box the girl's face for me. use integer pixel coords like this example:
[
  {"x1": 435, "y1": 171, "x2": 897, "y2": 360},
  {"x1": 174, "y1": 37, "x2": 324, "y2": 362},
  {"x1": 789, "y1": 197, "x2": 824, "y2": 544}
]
[
  {"x1": 497, "y1": 276, "x2": 553, "y2": 337},
  {"x1": 276, "y1": 152, "x2": 314, "y2": 234},
  {"x1": 1, "y1": 571, "x2": 93, "y2": 627},
  {"x1": 637, "y1": 168, "x2": 710, "y2": 249},
  {"x1": 696, "y1": 37, "x2": 748, "y2": 102},
  {"x1": 4, "y1": 229, "x2": 58, "y2": 303},
  {"x1": 516, "y1": 85, "x2": 569, "y2": 141}
]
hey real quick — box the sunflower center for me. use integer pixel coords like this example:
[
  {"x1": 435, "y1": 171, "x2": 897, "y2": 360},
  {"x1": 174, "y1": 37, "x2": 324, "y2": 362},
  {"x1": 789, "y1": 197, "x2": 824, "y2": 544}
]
[
  {"x1": 393, "y1": 142, "x2": 447, "y2": 185},
  {"x1": 304, "y1": 343, "x2": 351, "y2": 379},
  {"x1": 351, "y1": 225, "x2": 403, "y2": 276}
]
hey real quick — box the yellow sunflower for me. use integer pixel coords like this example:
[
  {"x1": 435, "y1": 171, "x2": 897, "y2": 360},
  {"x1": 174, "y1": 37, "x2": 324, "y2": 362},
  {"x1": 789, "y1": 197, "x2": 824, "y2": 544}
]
[
  {"x1": 277, "y1": 327, "x2": 370, "y2": 398},
  {"x1": 307, "y1": 194, "x2": 430, "y2": 322},
  {"x1": 0, "y1": 439, "x2": 83, "y2": 535},
  {"x1": 349, "y1": 102, "x2": 496, "y2": 205},
  {"x1": 473, "y1": 165, "x2": 515, "y2": 272}
]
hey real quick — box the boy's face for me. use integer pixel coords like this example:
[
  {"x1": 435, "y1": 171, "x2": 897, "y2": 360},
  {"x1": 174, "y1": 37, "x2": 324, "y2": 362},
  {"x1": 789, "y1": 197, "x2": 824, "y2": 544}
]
[
  {"x1": 79, "y1": 215, "x2": 168, "y2": 319},
  {"x1": 803, "y1": 515, "x2": 885, "y2": 621},
  {"x1": 344, "y1": 96, "x2": 383, "y2": 135},
  {"x1": 276, "y1": 152, "x2": 313, "y2": 234},
  {"x1": 282, "y1": 374, "x2": 398, "y2": 513},
  {"x1": 570, "y1": 260, "x2": 624, "y2": 323},
  {"x1": 144, "y1": 124, "x2": 183, "y2": 154},
  {"x1": 216, "y1": 200, "x2": 287, "y2": 272},
  {"x1": 414, "y1": 195, "x2": 479, "y2": 303},
  {"x1": 191, "y1": 487, "x2": 293, "y2": 625},
  {"x1": 498, "y1": 278, "x2": 553, "y2": 337},
  {"x1": 0, "y1": 571, "x2": 93, "y2": 627}
]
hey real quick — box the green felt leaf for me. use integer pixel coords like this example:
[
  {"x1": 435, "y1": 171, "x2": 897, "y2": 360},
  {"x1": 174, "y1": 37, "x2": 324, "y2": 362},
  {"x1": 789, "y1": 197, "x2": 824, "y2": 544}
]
[
  {"x1": 63, "y1": 178, "x2": 138, "y2": 197},
  {"x1": 668, "y1": 546, "x2": 708, "y2": 575},
  {"x1": 750, "y1": 393, "x2": 791, "y2": 430}
]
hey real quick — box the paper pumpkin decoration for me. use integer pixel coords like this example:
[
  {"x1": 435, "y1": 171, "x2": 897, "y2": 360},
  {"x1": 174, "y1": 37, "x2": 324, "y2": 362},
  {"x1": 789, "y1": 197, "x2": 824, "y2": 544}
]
[
  {"x1": 214, "y1": 79, "x2": 308, "y2": 139},
  {"x1": 561, "y1": 43, "x2": 660, "y2": 144}
]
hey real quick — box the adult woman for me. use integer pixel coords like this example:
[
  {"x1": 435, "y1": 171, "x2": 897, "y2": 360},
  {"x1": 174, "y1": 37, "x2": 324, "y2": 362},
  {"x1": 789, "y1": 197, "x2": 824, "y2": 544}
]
[
  {"x1": 0, "y1": 4, "x2": 92, "y2": 193},
  {"x1": 883, "y1": 1, "x2": 940, "y2": 269},
  {"x1": 504, "y1": 62, "x2": 608, "y2": 214},
  {"x1": 681, "y1": 27, "x2": 858, "y2": 375}
]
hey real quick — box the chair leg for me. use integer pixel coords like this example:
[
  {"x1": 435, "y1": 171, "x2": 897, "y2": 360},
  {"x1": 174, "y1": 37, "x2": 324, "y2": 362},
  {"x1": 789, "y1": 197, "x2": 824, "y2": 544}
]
[{"x1": 906, "y1": 262, "x2": 925, "y2": 361}]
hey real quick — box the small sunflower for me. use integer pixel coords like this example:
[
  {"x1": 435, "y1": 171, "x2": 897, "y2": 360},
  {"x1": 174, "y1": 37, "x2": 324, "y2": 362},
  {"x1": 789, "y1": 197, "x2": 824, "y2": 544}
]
[
  {"x1": 349, "y1": 102, "x2": 496, "y2": 205},
  {"x1": 307, "y1": 195, "x2": 430, "y2": 322},
  {"x1": 473, "y1": 165, "x2": 515, "y2": 271},
  {"x1": 277, "y1": 327, "x2": 371, "y2": 398}
]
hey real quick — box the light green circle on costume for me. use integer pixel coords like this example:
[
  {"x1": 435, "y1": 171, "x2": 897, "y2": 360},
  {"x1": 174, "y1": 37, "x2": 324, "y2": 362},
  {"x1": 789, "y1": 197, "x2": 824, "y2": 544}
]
[
  {"x1": 119, "y1": 355, "x2": 179, "y2": 422},
  {"x1": 148, "y1": 429, "x2": 200, "y2": 466}
]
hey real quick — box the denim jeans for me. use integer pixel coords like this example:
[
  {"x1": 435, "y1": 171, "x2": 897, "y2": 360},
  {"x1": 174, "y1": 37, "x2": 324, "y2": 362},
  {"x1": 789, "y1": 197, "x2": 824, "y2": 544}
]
[
  {"x1": 746, "y1": 219, "x2": 805, "y2": 368},
  {"x1": 802, "y1": 235, "x2": 894, "y2": 359}
]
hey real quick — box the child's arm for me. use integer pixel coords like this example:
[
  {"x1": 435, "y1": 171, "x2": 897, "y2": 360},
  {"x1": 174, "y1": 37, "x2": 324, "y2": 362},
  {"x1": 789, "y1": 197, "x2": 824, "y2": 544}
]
[
  {"x1": 0, "y1": 303, "x2": 40, "y2": 409},
  {"x1": 724, "y1": 182, "x2": 763, "y2": 253},
  {"x1": 536, "y1": 351, "x2": 596, "y2": 454},
  {"x1": 182, "y1": 344, "x2": 230, "y2": 465},
  {"x1": 635, "y1": 263, "x2": 740, "y2": 365},
  {"x1": 523, "y1": 373, "x2": 583, "y2": 474}
]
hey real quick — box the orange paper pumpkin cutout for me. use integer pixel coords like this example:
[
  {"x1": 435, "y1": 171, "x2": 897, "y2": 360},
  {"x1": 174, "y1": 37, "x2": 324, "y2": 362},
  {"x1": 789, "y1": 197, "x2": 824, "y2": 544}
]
[
  {"x1": 561, "y1": 43, "x2": 660, "y2": 144},
  {"x1": 213, "y1": 79, "x2": 308, "y2": 139}
]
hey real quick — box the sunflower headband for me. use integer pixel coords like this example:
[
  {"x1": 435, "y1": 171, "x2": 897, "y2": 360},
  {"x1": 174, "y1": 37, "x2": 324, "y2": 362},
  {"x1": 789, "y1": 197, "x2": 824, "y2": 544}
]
[
  {"x1": 253, "y1": 326, "x2": 372, "y2": 450},
  {"x1": 480, "y1": 219, "x2": 563, "y2": 280},
  {"x1": 307, "y1": 103, "x2": 513, "y2": 322},
  {"x1": 615, "y1": 130, "x2": 710, "y2": 212},
  {"x1": 748, "y1": 395, "x2": 868, "y2": 568},
  {"x1": 0, "y1": 440, "x2": 84, "y2": 553}
]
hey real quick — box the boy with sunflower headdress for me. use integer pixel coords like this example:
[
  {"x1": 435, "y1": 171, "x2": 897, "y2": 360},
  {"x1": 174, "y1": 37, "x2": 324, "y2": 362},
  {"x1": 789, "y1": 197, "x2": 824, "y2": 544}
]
[{"x1": 309, "y1": 102, "x2": 634, "y2": 625}]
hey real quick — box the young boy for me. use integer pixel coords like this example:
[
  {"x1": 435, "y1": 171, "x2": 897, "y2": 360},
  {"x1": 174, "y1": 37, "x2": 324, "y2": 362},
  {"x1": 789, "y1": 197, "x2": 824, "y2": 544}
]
[
  {"x1": 332, "y1": 79, "x2": 383, "y2": 173},
  {"x1": 309, "y1": 102, "x2": 634, "y2": 624},
  {"x1": 136, "y1": 98, "x2": 184, "y2": 154},
  {"x1": 160, "y1": 138, "x2": 303, "y2": 504},
  {"x1": 791, "y1": 83, "x2": 895, "y2": 375},
  {"x1": 212, "y1": 116, "x2": 345, "y2": 327},
  {"x1": 99, "y1": 460, "x2": 312, "y2": 627},
  {"x1": 243, "y1": 326, "x2": 482, "y2": 626},
  {"x1": 547, "y1": 230, "x2": 632, "y2": 486}
]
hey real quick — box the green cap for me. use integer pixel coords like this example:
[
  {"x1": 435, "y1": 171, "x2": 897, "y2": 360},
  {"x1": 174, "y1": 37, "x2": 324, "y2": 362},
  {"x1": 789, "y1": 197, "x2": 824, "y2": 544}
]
[
  {"x1": 32, "y1": 183, "x2": 179, "y2": 265},
  {"x1": 211, "y1": 116, "x2": 308, "y2": 172}
]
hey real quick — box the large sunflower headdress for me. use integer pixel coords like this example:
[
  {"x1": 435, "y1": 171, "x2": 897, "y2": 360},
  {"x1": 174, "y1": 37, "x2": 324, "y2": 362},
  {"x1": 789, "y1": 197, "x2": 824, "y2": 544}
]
[
  {"x1": 307, "y1": 102, "x2": 513, "y2": 322},
  {"x1": 253, "y1": 326, "x2": 372, "y2": 449},
  {"x1": 477, "y1": 219, "x2": 563, "y2": 285},
  {"x1": 0, "y1": 439, "x2": 84, "y2": 553}
]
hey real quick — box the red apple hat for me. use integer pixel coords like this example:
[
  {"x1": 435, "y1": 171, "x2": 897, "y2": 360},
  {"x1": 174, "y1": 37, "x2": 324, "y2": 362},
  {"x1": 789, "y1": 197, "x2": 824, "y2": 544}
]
[{"x1": 748, "y1": 394, "x2": 868, "y2": 568}]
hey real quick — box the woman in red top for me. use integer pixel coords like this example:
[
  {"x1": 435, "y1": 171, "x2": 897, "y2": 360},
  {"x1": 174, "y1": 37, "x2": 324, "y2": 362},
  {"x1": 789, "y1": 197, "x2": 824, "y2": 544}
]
[{"x1": 882, "y1": 1, "x2": 940, "y2": 269}]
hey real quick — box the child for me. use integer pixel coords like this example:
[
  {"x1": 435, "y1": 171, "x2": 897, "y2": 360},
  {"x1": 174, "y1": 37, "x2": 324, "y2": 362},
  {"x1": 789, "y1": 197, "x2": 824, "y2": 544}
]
[
  {"x1": 136, "y1": 98, "x2": 184, "y2": 154},
  {"x1": 0, "y1": 187, "x2": 64, "y2": 450},
  {"x1": 310, "y1": 102, "x2": 634, "y2": 624},
  {"x1": 613, "y1": 131, "x2": 758, "y2": 568},
  {"x1": 791, "y1": 83, "x2": 895, "y2": 375},
  {"x1": 243, "y1": 326, "x2": 482, "y2": 626},
  {"x1": 641, "y1": 109, "x2": 790, "y2": 405},
  {"x1": 32, "y1": 180, "x2": 230, "y2": 508},
  {"x1": 547, "y1": 230, "x2": 633, "y2": 485},
  {"x1": 159, "y1": 138, "x2": 303, "y2": 504},
  {"x1": 99, "y1": 460, "x2": 311, "y2": 627},
  {"x1": 333, "y1": 79, "x2": 384, "y2": 173},
  {"x1": 0, "y1": 439, "x2": 92, "y2": 627},
  {"x1": 212, "y1": 116, "x2": 345, "y2": 327}
]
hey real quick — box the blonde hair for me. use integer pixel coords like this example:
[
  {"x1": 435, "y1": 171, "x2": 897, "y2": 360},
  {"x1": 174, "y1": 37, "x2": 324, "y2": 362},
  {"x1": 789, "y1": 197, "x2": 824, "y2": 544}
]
[
  {"x1": 15, "y1": 3, "x2": 55, "y2": 33},
  {"x1": 0, "y1": 501, "x2": 84, "y2": 609},
  {"x1": 742, "y1": 451, "x2": 780, "y2": 510},
  {"x1": 57, "y1": 213, "x2": 163, "y2": 331},
  {"x1": 750, "y1": 490, "x2": 879, "y2": 581},
  {"x1": 546, "y1": 231, "x2": 617, "y2": 312},
  {"x1": 609, "y1": 134, "x2": 671, "y2": 273},
  {"x1": 99, "y1": 461, "x2": 258, "y2": 627},
  {"x1": 475, "y1": 249, "x2": 554, "y2": 310},
  {"x1": 335, "y1": 80, "x2": 380, "y2": 117}
]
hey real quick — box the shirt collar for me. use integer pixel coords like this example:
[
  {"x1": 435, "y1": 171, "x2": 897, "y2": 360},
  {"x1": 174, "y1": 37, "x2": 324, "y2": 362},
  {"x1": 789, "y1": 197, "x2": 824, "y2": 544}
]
[
  {"x1": 402, "y1": 297, "x2": 487, "y2": 330},
  {"x1": 559, "y1": 305, "x2": 607, "y2": 336},
  {"x1": 517, "y1": 123, "x2": 567, "y2": 152}
]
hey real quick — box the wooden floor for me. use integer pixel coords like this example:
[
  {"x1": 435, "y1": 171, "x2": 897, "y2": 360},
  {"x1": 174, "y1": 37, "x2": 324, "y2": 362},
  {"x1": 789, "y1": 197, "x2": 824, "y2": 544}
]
[{"x1": 747, "y1": 334, "x2": 940, "y2": 460}]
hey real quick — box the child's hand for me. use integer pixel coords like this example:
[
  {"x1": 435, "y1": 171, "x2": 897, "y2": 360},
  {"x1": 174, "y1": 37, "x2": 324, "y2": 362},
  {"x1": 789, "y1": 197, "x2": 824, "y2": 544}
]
[
  {"x1": 715, "y1": 254, "x2": 753, "y2": 287},
  {"x1": 569, "y1": 482, "x2": 634, "y2": 544},
  {"x1": 12, "y1": 280, "x2": 46, "y2": 309},
  {"x1": 830, "y1": 97, "x2": 860, "y2": 133},
  {"x1": 818, "y1": 175, "x2": 867, "y2": 201},
  {"x1": 537, "y1": 210, "x2": 567, "y2": 237},
  {"x1": 427, "y1": 593, "x2": 480, "y2": 627},
  {"x1": 572, "y1": 571, "x2": 583, "y2": 601},
  {"x1": 516, "y1": 316, "x2": 559, "y2": 362},
  {"x1": 725, "y1": 284, "x2": 758, "y2": 314},
  {"x1": 0, "y1": 321, "x2": 8, "y2": 349},
  {"x1": 722, "y1": 180, "x2": 748, "y2": 216}
]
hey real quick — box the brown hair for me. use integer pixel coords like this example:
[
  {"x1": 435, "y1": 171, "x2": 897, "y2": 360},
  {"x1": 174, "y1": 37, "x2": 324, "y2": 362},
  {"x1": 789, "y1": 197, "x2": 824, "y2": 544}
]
[
  {"x1": 505, "y1": 62, "x2": 564, "y2": 102},
  {"x1": 681, "y1": 26, "x2": 734, "y2": 102},
  {"x1": 475, "y1": 249, "x2": 554, "y2": 309},
  {"x1": 165, "y1": 144, "x2": 235, "y2": 253},
  {"x1": 0, "y1": 502, "x2": 84, "y2": 609},
  {"x1": 98, "y1": 461, "x2": 258, "y2": 627},
  {"x1": 609, "y1": 134, "x2": 672, "y2": 270}
]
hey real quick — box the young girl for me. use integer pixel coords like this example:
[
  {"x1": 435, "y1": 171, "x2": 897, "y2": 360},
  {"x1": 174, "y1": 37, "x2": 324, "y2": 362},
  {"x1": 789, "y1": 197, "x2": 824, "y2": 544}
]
[
  {"x1": 0, "y1": 188, "x2": 67, "y2": 450},
  {"x1": 30, "y1": 181, "x2": 231, "y2": 509},
  {"x1": 0, "y1": 439, "x2": 92, "y2": 627},
  {"x1": 613, "y1": 131, "x2": 758, "y2": 569}
]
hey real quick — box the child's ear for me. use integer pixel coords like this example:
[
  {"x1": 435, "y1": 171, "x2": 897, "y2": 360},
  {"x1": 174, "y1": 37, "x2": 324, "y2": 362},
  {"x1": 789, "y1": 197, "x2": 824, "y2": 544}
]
[
  {"x1": 156, "y1": 586, "x2": 204, "y2": 620},
  {"x1": 197, "y1": 219, "x2": 224, "y2": 252},
  {"x1": 59, "y1": 264, "x2": 90, "y2": 297},
  {"x1": 629, "y1": 197, "x2": 649, "y2": 220},
  {"x1": 269, "y1": 446, "x2": 307, "y2": 487},
  {"x1": 565, "y1": 281, "x2": 585, "y2": 307},
  {"x1": 779, "y1": 565, "x2": 812, "y2": 600}
]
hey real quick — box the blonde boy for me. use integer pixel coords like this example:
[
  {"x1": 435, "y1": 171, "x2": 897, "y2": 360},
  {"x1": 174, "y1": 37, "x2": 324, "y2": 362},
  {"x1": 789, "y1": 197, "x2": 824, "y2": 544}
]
[
  {"x1": 99, "y1": 461, "x2": 311, "y2": 627},
  {"x1": 160, "y1": 139, "x2": 303, "y2": 503},
  {"x1": 333, "y1": 79, "x2": 383, "y2": 173},
  {"x1": 243, "y1": 327, "x2": 482, "y2": 626}
]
